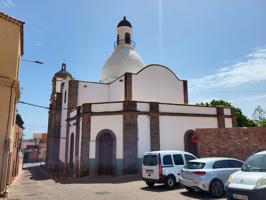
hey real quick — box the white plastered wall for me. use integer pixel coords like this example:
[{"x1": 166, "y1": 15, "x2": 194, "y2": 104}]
[
  {"x1": 77, "y1": 78, "x2": 125, "y2": 105},
  {"x1": 137, "y1": 115, "x2": 150, "y2": 158},
  {"x1": 159, "y1": 116, "x2": 218, "y2": 151},
  {"x1": 160, "y1": 104, "x2": 217, "y2": 115},
  {"x1": 59, "y1": 80, "x2": 69, "y2": 163},
  {"x1": 108, "y1": 76, "x2": 124, "y2": 101},
  {"x1": 91, "y1": 103, "x2": 123, "y2": 112},
  {"x1": 225, "y1": 118, "x2": 233, "y2": 128},
  {"x1": 55, "y1": 77, "x2": 63, "y2": 93},
  {"x1": 137, "y1": 102, "x2": 150, "y2": 112},
  {"x1": 78, "y1": 82, "x2": 108, "y2": 105},
  {"x1": 224, "y1": 108, "x2": 232, "y2": 115},
  {"x1": 132, "y1": 65, "x2": 184, "y2": 104},
  {"x1": 90, "y1": 115, "x2": 123, "y2": 159}
]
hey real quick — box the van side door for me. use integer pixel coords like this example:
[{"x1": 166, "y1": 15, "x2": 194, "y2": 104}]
[{"x1": 172, "y1": 154, "x2": 185, "y2": 182}]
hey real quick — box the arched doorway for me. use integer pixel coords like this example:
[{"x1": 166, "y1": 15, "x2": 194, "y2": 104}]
[
  {"x1": 96, "y1": 130, "x2": 116, "y2": 175},
  {"x1": 184, "y1": 130, "x2": 198, "y2": 156},
  {"x1": 69, "y1": 133, "x2": 74, "y2": 169}
]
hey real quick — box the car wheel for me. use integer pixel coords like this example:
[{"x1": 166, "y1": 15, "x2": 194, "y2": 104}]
[
  {"x1": 165, "y1": 175, "x2": 176, "y2": 189},
  {"x1": 209, "y1": 179, "x2": 224, "y2": 198},
  {"x1": 185, "y1": 187, "x2": 195, "y2": 193},
  {"x1": 146, "y1": 181, "x2": 155, "y2": 187}
]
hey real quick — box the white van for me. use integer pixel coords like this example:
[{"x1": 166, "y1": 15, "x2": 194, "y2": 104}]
[
  {"x1": 225, "y1": 150, "x2": 266, "y2": 200},
  {"x1": 142, "y1": 150, "x2": 197, "y2": 188}
]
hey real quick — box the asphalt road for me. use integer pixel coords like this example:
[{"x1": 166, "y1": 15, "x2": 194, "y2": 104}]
[{"x1": 6, "y1": 163, "x2": 226, "y2": 200}]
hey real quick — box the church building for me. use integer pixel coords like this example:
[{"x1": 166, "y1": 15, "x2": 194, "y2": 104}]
[{"x1": 46, "y1": 17, "x2": 236, "y2": 176}]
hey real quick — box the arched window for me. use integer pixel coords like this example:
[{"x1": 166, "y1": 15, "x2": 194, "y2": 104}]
[
  {"x1": 117, "y1": 34, "x2": 120, "y2": 45},
  {"x1": 125, "y1": 32, "x2": 130, "y2": 44},
  {"x1": 69, "y1": 133, "x2": 74, "y2": 168},
  {"x1": 64, "y1": 91, "x2": 67, "y2": 103}
]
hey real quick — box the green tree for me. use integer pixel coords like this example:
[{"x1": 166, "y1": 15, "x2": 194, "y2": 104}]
[
  {"x1": 252, "y1": 106, "x2": 266, "y2": 127},
  {"x1": 197, "y1": 99, "x2": 256, "y2": 127}
]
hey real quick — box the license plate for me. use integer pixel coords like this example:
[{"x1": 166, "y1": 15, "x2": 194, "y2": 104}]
[
  {"x1": 146, "y1": 170, "x2": 153, "y2": 175},
  {"x1": 184, "y1": 172, "x2": 191, "y2": 176},
  {"x1": 233, "y1": 194, "x2": 248, "y2": 200}
]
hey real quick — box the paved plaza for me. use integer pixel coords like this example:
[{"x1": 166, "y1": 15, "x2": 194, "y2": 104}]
[{"x1": 6, "y1": 163, "x2": 226, "y2": 200}]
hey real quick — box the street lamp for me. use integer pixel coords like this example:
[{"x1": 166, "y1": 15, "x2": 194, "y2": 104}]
[{"x1": 21, "y1": 59, "x2": 44, "y2": 64}]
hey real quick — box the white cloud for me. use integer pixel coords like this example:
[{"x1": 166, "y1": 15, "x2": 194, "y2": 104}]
[
  {"x1": 190, "y1": 48, "x2": 266, "y2": 90},
  {"x1": 6, "y1": 0, "x2": 15, "y2": 6},
  {"x1": 236, "y1": 94, "x2": 266, "y2": 103},
  {"x1": 0, "y1": 0, "x2": 15, "y2": 8}
]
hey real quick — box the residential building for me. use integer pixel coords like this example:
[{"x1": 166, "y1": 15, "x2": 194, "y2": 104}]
[
  {"x1": 22, "y1": 133, "x2": 47, "y2": 163},
  {"x1": 10, "y1": 114, "x2": 24, "y2": 183},
  {"x1": 0, "y1": 12, "x2": 24, "y2": 195}
]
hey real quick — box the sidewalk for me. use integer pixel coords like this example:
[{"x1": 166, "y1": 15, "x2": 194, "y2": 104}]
[{"x1": 6, "y1": 163, "x2": 64, "y2": 200}]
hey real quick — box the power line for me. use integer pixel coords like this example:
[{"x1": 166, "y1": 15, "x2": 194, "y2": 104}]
[
  {"x1": 18, "y1": 100, "x2": 50, "y2": 110},
  {"x1": 18, "y1": 100, "x2": 70, "y2": 110}
]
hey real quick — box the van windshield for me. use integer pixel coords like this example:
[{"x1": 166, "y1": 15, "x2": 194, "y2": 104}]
[
  {"x1": 143, "y1": 155, "x2": 158, "y2": 166},
  {"x1": 241, "y1": 154, "x2": 266, "y2": 172}
]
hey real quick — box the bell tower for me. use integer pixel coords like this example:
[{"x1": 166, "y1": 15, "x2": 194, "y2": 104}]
[
  {"x1": 46, "y1": 63, "x2": 73, "y2": 171},
  {"x1": 116, "y1": 16, "x2": 134, "y2": 48}
]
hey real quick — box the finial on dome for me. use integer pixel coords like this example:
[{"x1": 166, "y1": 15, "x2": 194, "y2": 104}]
[
  {"x1": 117, "y1": 16, "x2": 132, "y2": 28},
  {"x1": 61, "y1": 63, "x2": 66, "y2": 71}
]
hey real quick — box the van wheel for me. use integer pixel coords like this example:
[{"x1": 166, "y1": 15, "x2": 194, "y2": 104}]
[
  {"x1": 209, "y1": 179, "x2": 224, "y2": 198},
  {"x1": 146, "y1": 181, "x2": 155, "y2": 187},
  {"x1": 165, "y1": 175, "x2": 176, "y2": 189}
]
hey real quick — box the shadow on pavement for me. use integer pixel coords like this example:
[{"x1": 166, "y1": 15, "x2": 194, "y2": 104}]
[
  {"x1": 24, "y1": 164, "x2": 50, "y2": 181},
  {"x1": 180, "y1": 190, "x2": 225, "y2": 200},
  {"x1": 25, "y1": 164, "x2": 141, "y2": 184},
  {"x1": 140, "y1": 184, "x2": 183, "y2": 193}
]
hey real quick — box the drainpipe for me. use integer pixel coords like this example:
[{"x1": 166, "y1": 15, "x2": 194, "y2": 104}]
[{"x1": 1, "y1": 80, "x2": 15, "y2": 195}]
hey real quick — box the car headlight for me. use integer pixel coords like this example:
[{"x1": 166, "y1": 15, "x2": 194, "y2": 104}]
[
  {"x1": 227, "y1": 174, "x2": 234, "y2": 184},
  {"x1": 256, "y1": 177, "x2": 266, "y2": 189}
]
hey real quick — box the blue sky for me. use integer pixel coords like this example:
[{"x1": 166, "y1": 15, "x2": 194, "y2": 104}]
[{"x1": 1, "y1": 0, "x2": 266, "y2": 139}]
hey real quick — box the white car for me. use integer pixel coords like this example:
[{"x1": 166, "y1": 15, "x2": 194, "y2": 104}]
[
  {"x1": 225, "y1": 150, "x2": 266, "y2": 200},
  {"x1": 180, "y1": 157, "x2": 243, "y2": 198},
  {"x1": 142, "y1": 150, "x2": 197, "y2": 188}
]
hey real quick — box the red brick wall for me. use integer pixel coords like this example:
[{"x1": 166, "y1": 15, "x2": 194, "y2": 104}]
[{"x1": 196, "y1": 128, "x2": 266, "y2": 161}]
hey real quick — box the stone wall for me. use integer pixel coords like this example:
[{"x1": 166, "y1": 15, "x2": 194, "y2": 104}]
[
  {"x1": 196, "y1": 128, "x2": 266, "y2": 161},
  {"x1": 46, "y1": 93, "x2": 62, "y2": 170},
  {"x1": 123, "y1": 101, "x2": 138, "y2": 173}
]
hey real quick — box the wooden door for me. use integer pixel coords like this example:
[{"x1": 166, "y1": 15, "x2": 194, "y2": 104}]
[
  {"x1": 99, "y1": 133, "x2": 113, "y2": 174},
  {"x1": 184, "y1": 131, "x2": 198, "y2": 156}
]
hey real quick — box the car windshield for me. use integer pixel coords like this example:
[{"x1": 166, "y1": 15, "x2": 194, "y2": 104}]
[
  {"x1": 241, "y1": 154, "x2": 266, "y2": 172},
  {"x1": 184, "y1": 162, "x2": 205, "y2": 169},
  {"x1": 143, "y1": 155, "x2": 158, "y2": 166}
]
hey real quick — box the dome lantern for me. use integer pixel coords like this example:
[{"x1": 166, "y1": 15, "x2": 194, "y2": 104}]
[
  {"x1": 101, "y1": 17, "x2": 144, "y2": 83},
  {"x1": 116, "y1": 16, "x2": 134, "y2": 47}
]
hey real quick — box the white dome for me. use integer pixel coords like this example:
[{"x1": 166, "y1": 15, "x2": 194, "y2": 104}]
[{"x1": 101, "y1": 46, "x2": 145, "y2": 83}]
